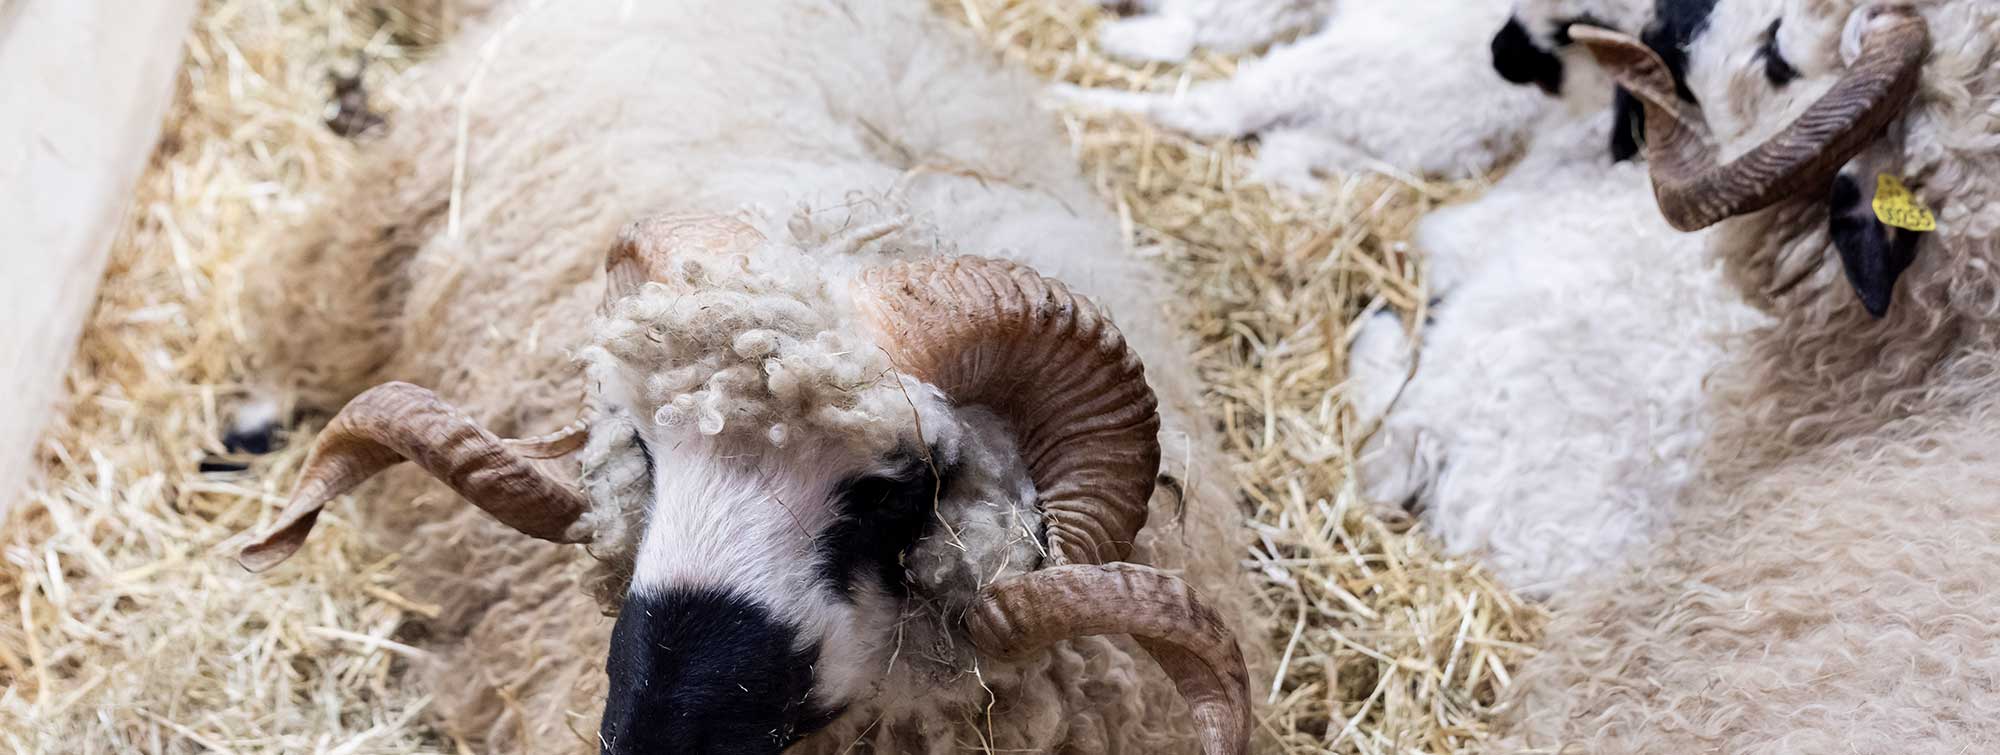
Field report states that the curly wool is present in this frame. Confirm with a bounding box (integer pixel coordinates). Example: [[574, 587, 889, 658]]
[[1505, 1, 2000, 751], [584, 221, 916, 455], [1692, 0, 2000, 470]]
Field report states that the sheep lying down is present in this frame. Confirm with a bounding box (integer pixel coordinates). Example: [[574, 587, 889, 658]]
[[1350, 110, 1766, 596], [1339, 0, 1766, 595], [1060, 0, 1550, 186], [1505, 0, 2000, 750], [232, 0, 1264, 752]]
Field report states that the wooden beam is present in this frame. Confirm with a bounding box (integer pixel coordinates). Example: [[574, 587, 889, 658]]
[[0, 0, 199, 515]]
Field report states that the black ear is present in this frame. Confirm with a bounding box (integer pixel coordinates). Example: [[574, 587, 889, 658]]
[[1492, 18, 1565, 94], [1609, 87, 1643, 162], [1828, 174, 1921, 318]]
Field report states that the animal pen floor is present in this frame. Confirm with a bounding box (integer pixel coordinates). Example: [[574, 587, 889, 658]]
[[0, 0, 1542, 752]]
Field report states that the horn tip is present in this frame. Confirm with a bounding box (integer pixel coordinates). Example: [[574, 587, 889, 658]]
[[235, 513, 318, 573], [235, 538, 299, 573]]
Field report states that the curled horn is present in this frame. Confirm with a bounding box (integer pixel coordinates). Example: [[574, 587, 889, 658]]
[[859, 256, 1248, 751], [236, 382, 593, 571], [1573, 6, 1928, 231], [240, 215, 769, 571], [855, 255, 1161, 566], [966, 564, 1252, 755]]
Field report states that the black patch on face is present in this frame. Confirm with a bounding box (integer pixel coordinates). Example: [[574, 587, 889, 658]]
[[1756, 19, 1799, 87], [600, 588, 843, 755], [817, 447, 950, 601], [222, 424, 277, 455], [1642, 0, 1719, 103], [1619, 0, 1717, 153], [1828, 174, 1921, 318], [1610, 86, 1644, 161], [1492, 17, 1566, 94]]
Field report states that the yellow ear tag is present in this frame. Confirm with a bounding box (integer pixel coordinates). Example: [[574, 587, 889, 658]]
[[1872, 174, 1937, 232]]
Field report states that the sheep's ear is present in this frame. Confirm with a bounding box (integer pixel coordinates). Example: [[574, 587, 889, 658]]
[[1827, 174, 1921, 318], [1490, 17, 1565, 94]]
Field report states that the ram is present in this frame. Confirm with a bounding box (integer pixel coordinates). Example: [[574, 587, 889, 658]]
[[1504, 0, 2000, 750], [230, 0, 1263, 753]]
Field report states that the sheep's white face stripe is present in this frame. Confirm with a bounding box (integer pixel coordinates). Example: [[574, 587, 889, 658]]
[[629, 433, 887, 706], [634, 440, 837, 591]]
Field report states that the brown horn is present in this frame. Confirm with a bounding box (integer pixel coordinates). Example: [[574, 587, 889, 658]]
[[966, 563, 1251, 755], [855, 256, 1161, 566], [1574, 7, 1928, 231], [236, 382, 593, 572], [604, 214, 768, 306]]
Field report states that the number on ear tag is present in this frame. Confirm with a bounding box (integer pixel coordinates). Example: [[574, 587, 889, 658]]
[[1872, 174, 1937, 232]]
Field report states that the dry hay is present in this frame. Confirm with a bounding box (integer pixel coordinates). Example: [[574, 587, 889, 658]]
[[0, 0, 1541, 753], [0, 1, 465, 752]]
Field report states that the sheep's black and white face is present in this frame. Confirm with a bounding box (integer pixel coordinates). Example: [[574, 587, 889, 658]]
[[586, 374, 1045, 754], [1494, 0, 1665, 158], [1671, 0, 1930, 315], [1677, 0, 1845, 153]]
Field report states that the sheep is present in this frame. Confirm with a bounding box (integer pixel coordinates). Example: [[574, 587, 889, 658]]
[[1494, 1, 2000, 751], [1348, 109, 1766, 595], [229, 0, 1268, 753], [1346, 0, 1765, 595], [1058, 0, 1551, 188], [1088, 0, 1333, 63]]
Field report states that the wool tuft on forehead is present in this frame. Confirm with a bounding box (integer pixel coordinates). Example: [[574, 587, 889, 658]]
[[580, 202, 956, 458]]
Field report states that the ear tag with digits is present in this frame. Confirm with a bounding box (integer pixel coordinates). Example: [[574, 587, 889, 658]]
[[1873, 174, 1936, 232]]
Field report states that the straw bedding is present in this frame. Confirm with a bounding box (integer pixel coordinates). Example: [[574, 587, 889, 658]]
[[0, 0, 1542, 752]]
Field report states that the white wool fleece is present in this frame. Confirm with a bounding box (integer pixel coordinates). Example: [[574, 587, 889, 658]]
[[1059, 0, 1549, 187], [1090, 0, 1333, 62], [1349, 112, 1767, 595]]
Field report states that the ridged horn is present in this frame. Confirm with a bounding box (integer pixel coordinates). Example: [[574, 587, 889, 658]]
[[1573, 7, 1928, 231], [854, 256, 1162, 566], [966, 563, 1251, 755], [604, 214, 768, 306], [236, 382, 593, 572]]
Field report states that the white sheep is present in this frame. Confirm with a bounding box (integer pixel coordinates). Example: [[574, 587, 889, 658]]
[[1059, 0, 1551, 188], [1503, 1, 2000, 750], [1349, 109, 1765, 595], [1088, 0, 1333, 62], [231, 0, 1266, 752]]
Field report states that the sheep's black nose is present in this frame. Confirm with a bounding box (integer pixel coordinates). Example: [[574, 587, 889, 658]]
[[600, 587, 835, 755], [1491, 18, 1565, 95]]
